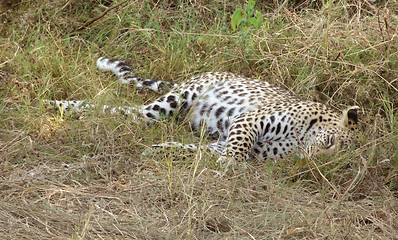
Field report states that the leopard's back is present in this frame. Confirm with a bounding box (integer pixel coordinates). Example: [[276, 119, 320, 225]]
[[179, 72, 299, 140]]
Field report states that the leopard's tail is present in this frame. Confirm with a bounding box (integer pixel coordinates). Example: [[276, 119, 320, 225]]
[[96, 57, 177, 92]]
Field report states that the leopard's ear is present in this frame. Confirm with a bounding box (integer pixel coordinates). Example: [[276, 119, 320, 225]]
[[342, 106, 360, 128]]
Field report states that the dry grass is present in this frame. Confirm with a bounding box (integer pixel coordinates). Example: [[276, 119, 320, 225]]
[[1, 0, 398, 239]]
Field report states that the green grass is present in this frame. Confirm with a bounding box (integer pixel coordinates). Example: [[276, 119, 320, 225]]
[[1, 0, 398, 239]]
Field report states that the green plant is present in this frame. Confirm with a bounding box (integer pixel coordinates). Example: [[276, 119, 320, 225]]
[[230, 0, 264, 32]]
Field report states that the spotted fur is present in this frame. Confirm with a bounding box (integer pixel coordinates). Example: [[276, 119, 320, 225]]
[[44, 57, 360, 165], [97, 57, 178, 92]]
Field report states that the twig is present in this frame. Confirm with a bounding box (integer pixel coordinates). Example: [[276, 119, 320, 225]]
[[74, 0, 130, 31], [384, 14, 391, 40], [341, 166, 362, 199], [300, 146, 341, 197], [292, 124, 340, 197], [377, 9, 385, 43], [151, 0, 167, 49]]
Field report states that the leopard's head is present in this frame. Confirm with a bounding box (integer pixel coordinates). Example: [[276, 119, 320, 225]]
[[306, 106, 360, 157]]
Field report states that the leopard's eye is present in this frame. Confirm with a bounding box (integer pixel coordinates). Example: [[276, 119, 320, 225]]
[[325, 135, 335, 149]]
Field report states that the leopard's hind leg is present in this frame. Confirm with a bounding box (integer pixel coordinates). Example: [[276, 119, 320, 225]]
[[42, 99, 139, 119]]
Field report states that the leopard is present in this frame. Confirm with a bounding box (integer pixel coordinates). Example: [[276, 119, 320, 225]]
[[43, 57, 360, 166]]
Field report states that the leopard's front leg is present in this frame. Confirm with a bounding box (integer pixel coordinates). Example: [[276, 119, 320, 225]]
[[223, 108, 291, 164], [220, 110, 262, 166]]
